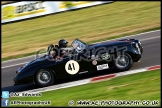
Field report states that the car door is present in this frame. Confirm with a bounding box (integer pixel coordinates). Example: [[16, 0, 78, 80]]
[[87, 56, 110, 72], [52, 53, 89, 79], [87, 47, 111, 72]]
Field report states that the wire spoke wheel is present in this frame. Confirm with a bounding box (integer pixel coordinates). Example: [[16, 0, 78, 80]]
[[115, 55, 129, 69], [113, 53, 133, 71], [35, 69, 54, 87], [37, 70, 51, 84]]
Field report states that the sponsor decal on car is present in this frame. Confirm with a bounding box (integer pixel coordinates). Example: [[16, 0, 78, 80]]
[[97, 64, 109, 70], [101, 53, 110, 60], [65, 60, 80, 75], [92, 60, 97, 65]]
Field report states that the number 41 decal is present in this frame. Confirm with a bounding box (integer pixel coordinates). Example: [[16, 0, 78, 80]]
[[68, 63, 75, 71], [65, 60, 80, 75]]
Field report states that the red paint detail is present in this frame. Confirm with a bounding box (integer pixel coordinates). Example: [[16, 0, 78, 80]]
[[91, 74, 116, 82], [147, 65, 161, 70]]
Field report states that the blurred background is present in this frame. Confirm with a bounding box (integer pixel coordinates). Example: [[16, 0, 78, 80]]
[[1, 1, 160, 61]]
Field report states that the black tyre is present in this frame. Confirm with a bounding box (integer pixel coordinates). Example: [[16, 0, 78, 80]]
[[35, 69, 54, 87], [113, 53, 133, 71]]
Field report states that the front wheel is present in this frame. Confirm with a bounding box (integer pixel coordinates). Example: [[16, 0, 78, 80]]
[[113, 53, 133, 71], [35, 69, 54, 87]]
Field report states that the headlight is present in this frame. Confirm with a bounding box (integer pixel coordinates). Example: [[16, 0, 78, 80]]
[[135, 40, 141, 45], [133, 43, 141, 54], [132, 43, 136, 48], [136, 43, 138, 48], [138, 40, 141, 46]]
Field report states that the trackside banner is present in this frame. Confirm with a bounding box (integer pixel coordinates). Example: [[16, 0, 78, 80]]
[[1, 1, 113, 24]]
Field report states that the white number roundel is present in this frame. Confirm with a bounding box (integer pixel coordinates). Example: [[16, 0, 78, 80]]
[[65, 60, 80, 75]]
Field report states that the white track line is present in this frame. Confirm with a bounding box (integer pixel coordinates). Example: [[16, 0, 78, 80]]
[[18, 78, 91, 94], [140, 36, 160, 41], [2, 55, 35, 63], [2, 62, 29, 69], [94, 30, 160, 44], [2, 29, 160, 63]]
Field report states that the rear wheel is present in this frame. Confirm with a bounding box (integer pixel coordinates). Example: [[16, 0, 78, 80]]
[[113, 53, 133, 71], [35, 69, 54, 87]]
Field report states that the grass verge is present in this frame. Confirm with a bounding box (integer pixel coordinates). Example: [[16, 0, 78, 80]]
[[9, 69, 161, 106]]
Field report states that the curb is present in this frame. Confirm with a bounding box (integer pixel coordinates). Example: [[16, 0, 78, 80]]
[[147, 65, 161, 71], [90, 65, 161, 82], [90, 74, 116, 82], [18, 65, 160, 94]]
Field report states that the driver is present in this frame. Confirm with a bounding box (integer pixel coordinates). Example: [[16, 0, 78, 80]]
[[46, 39, 74, 60], [58, 39, 68, 56], [57, 39, 76, 59]]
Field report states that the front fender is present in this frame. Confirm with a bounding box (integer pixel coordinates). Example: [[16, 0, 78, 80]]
[[125, 45, 142, 62], [14, 63, 43, 84]]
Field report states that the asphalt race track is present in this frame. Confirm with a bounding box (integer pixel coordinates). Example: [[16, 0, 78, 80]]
[[1, 30, 161, 92]]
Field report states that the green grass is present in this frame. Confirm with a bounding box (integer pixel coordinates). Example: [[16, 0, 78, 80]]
[[2, 1, 160, 60], [9, 69, 161, 107]]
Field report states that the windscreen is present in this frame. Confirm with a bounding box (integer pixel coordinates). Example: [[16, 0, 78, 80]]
[[71, 39, 87, 53]]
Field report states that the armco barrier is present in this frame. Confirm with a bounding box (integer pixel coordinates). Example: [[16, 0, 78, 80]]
[[2, 1, 113, 24]]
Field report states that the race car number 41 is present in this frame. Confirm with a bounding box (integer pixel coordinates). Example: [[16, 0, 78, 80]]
[[65, 60, 80, 75], [97, 64, 109, 70]]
